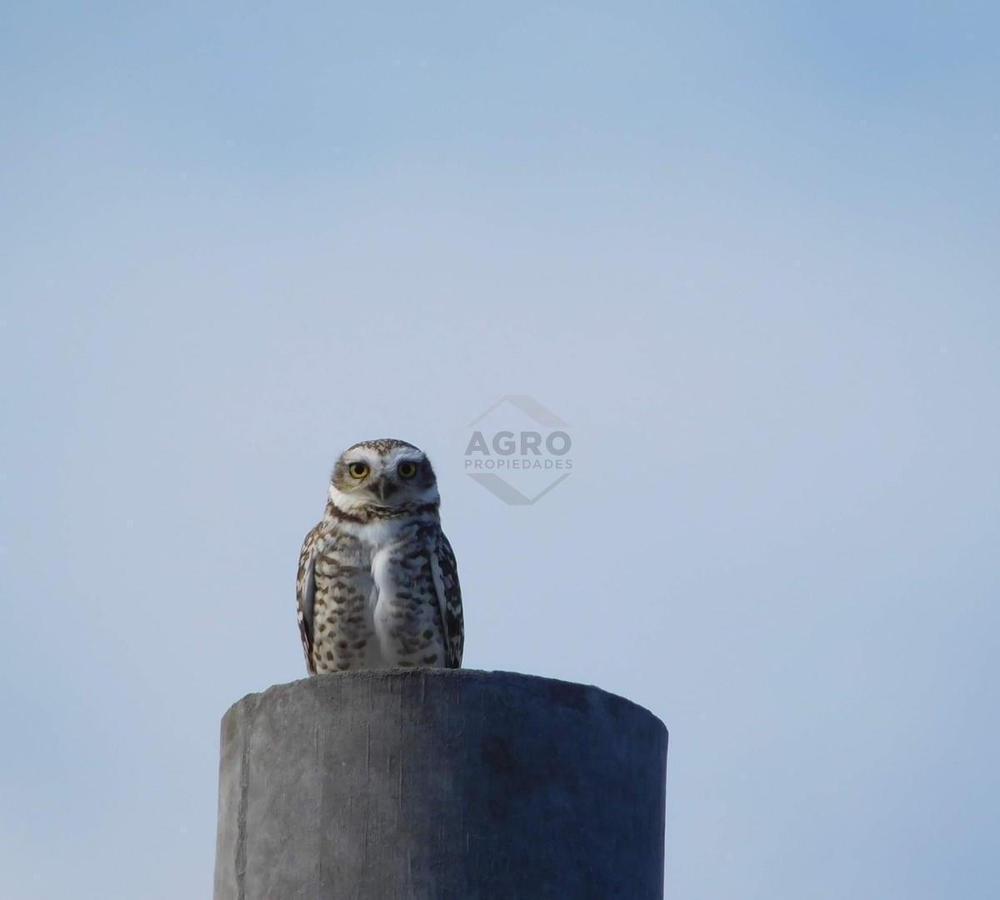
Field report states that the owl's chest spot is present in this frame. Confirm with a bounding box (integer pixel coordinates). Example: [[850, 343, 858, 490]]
[[310, 536, 377, 671], [313, 518, 439, 671]]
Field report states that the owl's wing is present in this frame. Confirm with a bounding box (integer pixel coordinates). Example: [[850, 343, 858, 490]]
[[296, 524, 321, 675], [433, 531, 464, 668]]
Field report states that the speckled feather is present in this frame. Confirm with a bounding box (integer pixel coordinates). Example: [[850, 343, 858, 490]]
[[296, 439, 464, 673]]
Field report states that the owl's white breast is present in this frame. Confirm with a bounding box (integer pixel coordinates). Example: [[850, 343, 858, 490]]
[[367, 526, 417, 665]]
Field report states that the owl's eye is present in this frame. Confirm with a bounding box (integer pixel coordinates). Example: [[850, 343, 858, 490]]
[[347, 462, 369, 479], [397, 461, 418, 479]]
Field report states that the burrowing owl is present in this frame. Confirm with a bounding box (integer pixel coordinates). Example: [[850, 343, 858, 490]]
[[296, 439, 464, 673]]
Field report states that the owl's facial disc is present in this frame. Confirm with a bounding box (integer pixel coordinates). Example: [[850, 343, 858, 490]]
[[329, 440, 439, 514]]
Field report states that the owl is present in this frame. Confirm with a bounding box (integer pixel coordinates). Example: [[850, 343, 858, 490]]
[[296, 439, 464, 674]]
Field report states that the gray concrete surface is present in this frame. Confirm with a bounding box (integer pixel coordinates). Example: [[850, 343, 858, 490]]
[[214, 670, 667, 899]]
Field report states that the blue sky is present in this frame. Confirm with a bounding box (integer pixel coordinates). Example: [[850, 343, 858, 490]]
[[2, 3, 999, 897]]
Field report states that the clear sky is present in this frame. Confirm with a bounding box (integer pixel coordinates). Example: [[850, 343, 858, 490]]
[[2, 2, 999, 898]]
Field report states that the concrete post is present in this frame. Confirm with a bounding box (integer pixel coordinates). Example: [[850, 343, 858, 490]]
[[214, 669, 667, 899]]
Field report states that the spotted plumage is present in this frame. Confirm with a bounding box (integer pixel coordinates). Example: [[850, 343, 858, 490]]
[[296, 439, 464, 673]]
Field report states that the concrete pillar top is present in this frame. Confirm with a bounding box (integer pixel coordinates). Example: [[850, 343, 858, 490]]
[[215, 669, 667, 899]]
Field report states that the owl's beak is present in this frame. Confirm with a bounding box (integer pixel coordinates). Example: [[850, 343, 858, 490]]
[[373, 477, 398, 502]]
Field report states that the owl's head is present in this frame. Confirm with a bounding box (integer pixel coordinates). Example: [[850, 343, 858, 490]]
[[328, 438, 439, 515]]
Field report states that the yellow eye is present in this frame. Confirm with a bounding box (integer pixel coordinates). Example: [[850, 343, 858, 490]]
[[348, 462, 369, 479], [398, 461, 418, 479]]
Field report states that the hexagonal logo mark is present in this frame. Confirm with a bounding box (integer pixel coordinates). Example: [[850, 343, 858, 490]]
[[464, 395, 573, 505]]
